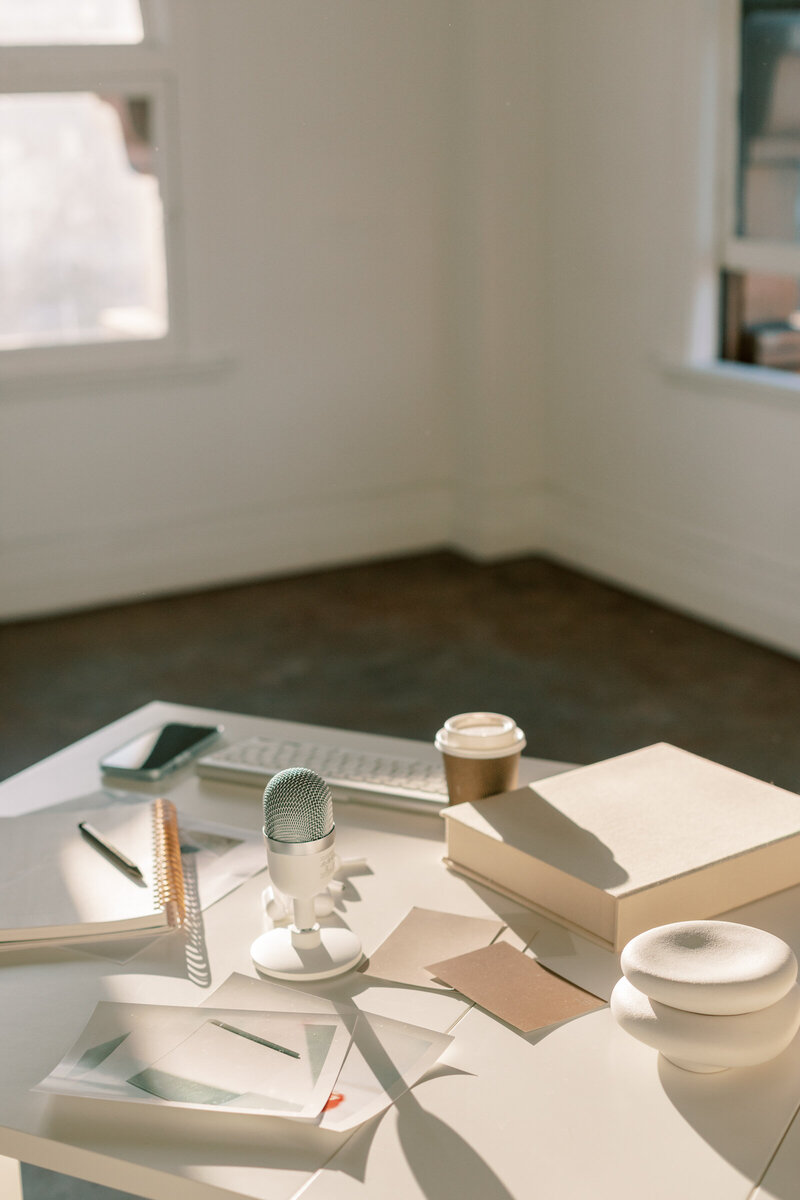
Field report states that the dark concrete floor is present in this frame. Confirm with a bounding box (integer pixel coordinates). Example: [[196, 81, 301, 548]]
[[3, 550, 800, 789], [7, 550, 800, 1200]]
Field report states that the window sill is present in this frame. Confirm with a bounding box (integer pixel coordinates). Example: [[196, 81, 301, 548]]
[[0, 347, 234, 399], [659, 357, 800, 405]]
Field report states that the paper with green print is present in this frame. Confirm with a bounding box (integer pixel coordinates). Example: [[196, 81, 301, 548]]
[[35, 1001, 351, 1120]]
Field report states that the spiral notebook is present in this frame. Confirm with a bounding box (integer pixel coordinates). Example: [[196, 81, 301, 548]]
[[0, 796, 186, 947]]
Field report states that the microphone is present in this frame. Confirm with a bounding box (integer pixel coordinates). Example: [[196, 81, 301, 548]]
[[250, 767, 363, 981]]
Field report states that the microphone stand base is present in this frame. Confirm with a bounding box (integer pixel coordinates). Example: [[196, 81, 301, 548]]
[[250, 925, 363, 981]]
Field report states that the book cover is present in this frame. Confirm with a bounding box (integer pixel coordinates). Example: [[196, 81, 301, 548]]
[[442, 743, 800, 950]]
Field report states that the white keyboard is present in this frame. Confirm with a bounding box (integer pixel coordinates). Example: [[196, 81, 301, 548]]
[[196, 735, 450, 812]]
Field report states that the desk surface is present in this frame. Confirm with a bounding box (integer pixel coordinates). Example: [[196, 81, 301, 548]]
[[2, 702, 800, 1200]]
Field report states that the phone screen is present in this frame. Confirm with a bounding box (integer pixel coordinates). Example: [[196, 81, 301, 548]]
[[101, 723, 220, 773]]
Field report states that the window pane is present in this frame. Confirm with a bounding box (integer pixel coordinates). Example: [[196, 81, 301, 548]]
[[739, 9, 800, 240], [720, 270, 800, 371], [0, 92, 168, 351], [0, 0, 143, 45]]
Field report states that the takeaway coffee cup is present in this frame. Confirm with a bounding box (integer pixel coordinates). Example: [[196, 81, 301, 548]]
[[435, 712, 526, 806]]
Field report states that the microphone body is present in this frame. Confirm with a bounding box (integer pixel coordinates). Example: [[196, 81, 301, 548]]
[[264, 828, 336, 938], [250, 767, 362, 980]]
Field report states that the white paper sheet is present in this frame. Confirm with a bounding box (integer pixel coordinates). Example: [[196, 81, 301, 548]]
[[204, 973, 453, 1132], [36, 1002, 351, 1120]]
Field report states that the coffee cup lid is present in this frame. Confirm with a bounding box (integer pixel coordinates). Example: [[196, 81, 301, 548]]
[[434, 712, 526, 759]]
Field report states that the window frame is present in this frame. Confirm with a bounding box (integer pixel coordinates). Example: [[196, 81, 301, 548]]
[[718, 2, 800, 289], [0, 0, 188, 378]]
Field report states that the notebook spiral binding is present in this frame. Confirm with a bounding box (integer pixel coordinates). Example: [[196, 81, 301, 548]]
[[153, 798, 187, 928]]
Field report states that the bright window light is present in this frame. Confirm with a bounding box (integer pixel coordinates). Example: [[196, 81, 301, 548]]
[[0, 0, 143, 45], [0, 92, 168, 351]]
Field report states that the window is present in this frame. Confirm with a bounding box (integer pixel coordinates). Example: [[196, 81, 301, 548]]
[[0, 1, 178, 361], [0, 0, 144, 45], [720, 1, 800, 372]]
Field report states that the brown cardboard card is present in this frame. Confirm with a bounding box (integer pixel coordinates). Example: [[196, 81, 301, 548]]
[[426, 940, 606, 1032], [359, 906, 505, 989]]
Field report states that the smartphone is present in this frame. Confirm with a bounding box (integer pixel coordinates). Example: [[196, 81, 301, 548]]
[[99, 722, 223, 781]]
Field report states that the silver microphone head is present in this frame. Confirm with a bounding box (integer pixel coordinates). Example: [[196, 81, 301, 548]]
[[263, 767, 334, 843]]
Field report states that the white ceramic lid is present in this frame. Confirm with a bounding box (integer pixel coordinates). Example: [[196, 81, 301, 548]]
[[434, 712, 526, 759], [620, 920, 798, 1015]]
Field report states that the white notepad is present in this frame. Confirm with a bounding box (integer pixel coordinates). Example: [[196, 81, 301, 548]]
[[0, 796, 183, 945]]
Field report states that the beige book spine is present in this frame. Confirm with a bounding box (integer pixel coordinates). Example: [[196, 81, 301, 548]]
[[152, 798, 186, 928], [442, 857, 616, 950], [444, 817, 615, 944], [447, 810, 800, 952]]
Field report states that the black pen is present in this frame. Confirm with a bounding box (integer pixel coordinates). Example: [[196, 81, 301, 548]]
[[78, 821, 145, 883]]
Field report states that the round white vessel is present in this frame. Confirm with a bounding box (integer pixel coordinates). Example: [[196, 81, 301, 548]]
[[611, 976, 800, 1072], [620, 920, 797, 1015]]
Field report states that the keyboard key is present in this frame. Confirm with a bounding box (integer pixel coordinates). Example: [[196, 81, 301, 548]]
[[197, 735, 448, 809]]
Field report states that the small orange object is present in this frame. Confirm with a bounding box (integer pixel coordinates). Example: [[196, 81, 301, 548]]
[[322, 1092, 345, 1111]]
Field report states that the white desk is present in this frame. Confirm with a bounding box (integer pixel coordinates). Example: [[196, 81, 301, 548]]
[[2, 701, 800, 1200]]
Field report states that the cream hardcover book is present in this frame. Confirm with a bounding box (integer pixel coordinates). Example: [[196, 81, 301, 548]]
[[442, 743, 800, 951]]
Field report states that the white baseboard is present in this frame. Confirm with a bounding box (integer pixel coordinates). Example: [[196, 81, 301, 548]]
[[0, 479, 551, 619], [9, 479, 794, 662], [0, 485, 453, 620], [540, 486, 800, 658], [449, 484, 546, 561]]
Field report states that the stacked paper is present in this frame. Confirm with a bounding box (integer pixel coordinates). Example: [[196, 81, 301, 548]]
[[36, 972, 453, 1132]]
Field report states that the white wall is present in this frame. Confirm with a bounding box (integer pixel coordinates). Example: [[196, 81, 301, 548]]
[[447, 1, 548, 557], [536, 0, 800, 657], [0, 2, 477, 617], [0, 0, 548, 620], [4, 0, 799, 661]]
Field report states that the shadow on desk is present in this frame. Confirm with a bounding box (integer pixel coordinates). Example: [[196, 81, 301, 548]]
[[396, 1096, 517, 1200], [332, 1087, 518, 1200], [0, 939, 190, 981], [181, 854, 211, 988], [39, 1091, 348, 1171], [325, 1024, 517, 1200], [0, 862, 210, 989], [657, 1037, 800, 1198]]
